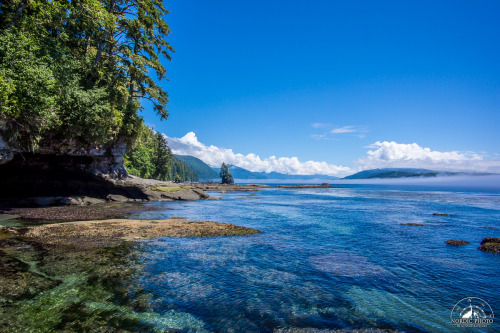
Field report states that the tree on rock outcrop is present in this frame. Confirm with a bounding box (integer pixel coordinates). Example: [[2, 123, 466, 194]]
[[219, 162, 234, 184]]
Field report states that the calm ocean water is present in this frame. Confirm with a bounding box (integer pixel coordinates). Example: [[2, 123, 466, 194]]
[[130, 182, 500, 332]]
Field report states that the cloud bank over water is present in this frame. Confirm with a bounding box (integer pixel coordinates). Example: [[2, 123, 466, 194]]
[[165, 133, 500, 176], [357, 141, 500, 173], [165, 132, 353, 177]]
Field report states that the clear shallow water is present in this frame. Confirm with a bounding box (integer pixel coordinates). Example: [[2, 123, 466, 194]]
[[130, 185, 500, 332]]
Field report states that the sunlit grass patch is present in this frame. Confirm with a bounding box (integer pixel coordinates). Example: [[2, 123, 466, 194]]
[[150, 186, 188, 192]]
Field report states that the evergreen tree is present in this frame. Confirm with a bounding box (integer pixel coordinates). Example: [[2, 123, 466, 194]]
[[219, 162, 234, 184], [0, 0, 173, 152], [173, 173, 181, 183], [151, 132, 171, 180], [123, 124, 198, 182]]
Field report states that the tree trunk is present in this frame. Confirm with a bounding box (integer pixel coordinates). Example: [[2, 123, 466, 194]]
[[94, 0, 115, 67], [8, 1, 26, 30]]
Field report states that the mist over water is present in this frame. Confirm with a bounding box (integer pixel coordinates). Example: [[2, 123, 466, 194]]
[[236, 175, 500, 192]]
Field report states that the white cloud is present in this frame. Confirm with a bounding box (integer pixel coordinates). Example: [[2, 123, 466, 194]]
[[165, 132, 353, 177], [311, 124, 368, 140], [331, 126, 357, 134], [311, 122, 331, 128], [357, 141, 500, 173], [310, 134, 329, 140]]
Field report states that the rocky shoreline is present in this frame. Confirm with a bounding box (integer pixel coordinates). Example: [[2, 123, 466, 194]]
[[0, 191, 262, 331], [1, 173, 341, 210]]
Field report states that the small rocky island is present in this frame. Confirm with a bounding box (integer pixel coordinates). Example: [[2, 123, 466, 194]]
[[478, 237, 500, 253]]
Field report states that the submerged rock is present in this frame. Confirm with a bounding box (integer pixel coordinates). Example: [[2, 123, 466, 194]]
[[310, 253, 388, 277], [275, 329, 400, 333], [0, 240, 61, 301], [445, 240, 470, 246], [401, 223, 426, 226], [478, 237, 500, 253]]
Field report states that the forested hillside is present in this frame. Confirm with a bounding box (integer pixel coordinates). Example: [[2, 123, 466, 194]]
[[174, 155, 218, 181], [0, 0, 172, 153], [125, 125, 198, 182]]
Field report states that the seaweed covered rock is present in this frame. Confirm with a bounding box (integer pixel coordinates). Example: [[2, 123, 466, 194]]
[[445, 240, 470, 246], [478, 237, 500, 253]]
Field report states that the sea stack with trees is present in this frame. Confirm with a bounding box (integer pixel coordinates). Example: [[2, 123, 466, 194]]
[[219, 162, 234, 184]]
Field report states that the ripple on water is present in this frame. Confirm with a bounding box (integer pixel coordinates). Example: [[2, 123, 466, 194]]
[[149, 271, 217, 304], [231, 265, 300, 287], [345, 286, 452, 333], [310, 253, 390, 277]]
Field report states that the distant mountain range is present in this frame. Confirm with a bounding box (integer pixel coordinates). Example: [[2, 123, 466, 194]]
[[344, 168, 497, 179], [173, 156, 495, 182], [211, 165, 340, 180], [174, 156, 340, 181], [344, 168, 443, 179]]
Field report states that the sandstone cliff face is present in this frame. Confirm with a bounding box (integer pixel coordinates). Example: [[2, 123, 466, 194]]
[[0, 132, 128, 178], [0, 134, 14, 165], [0, 117, 128, 177], [0, 124, 134, 204], [35, 142, 129, 178], [0, 123, 15, 165]]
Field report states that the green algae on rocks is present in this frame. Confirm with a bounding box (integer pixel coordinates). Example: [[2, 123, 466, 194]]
[[0, 217, 260, 332], [24, 218, 261, 246], [1, 203, 165, 224], [478, 237, 500, 253]]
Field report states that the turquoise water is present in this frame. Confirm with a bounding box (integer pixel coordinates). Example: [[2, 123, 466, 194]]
[[131, 184, 500, 332]]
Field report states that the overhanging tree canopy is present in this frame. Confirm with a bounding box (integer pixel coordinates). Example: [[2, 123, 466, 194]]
[[0, 0, 174, 151]]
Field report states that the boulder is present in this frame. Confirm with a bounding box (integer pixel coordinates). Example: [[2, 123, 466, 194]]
[[80, 197, 106, 205], [60, 197, 84, 205], [106, 194, 130, 202], [160, 189, 201, 201], [32, 197, 65, 207], [191, 189, 210, 199], [445, 240, 470, 246], [478, 237, 500, 253]]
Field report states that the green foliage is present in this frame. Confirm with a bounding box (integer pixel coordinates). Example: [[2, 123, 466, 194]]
[[124, 124, 198, 182], [0, 31, 58, 150], [151, 132, 171, 180], [219, 162, 233, 184], [151, 186, 183, 192], [173, 174, 181, 183], [0, 0, 173, 151], [124, 145, 155, 178], [170, 158, 198, 182], [174, 155, 218, 181]]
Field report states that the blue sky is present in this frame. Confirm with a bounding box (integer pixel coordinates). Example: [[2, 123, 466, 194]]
[[143, 0, 500, 176]]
